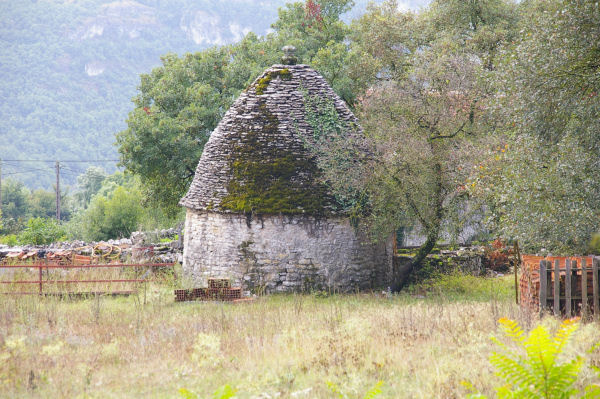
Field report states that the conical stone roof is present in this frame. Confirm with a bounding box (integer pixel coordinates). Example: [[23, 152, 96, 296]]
[[179, 63, 358, 215]]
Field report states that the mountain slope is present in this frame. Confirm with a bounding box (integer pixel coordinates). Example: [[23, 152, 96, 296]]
[[0, 0, 428, 188]]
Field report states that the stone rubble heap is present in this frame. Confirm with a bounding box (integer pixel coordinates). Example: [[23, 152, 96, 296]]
[[0, 229, 183, 264]]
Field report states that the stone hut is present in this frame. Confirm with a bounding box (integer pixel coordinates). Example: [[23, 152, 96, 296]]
[[179, 48, 393, 293]]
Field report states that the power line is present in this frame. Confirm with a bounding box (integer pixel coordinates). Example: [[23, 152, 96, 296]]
[[3, 168, 56, 176], [0, 159, 119, 163]]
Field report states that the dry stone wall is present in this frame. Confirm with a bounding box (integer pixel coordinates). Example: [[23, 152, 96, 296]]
[[0, 230, 183, 265], [183, 209, 394, 293]]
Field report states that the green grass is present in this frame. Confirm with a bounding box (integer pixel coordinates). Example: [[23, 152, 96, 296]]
[[406, 274, 515, 302], [0, 275, 598, 398]]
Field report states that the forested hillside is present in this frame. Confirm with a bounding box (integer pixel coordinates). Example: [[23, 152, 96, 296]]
[[0, 0, 283, 188], [1, 0, 425, 188], [1, 0, 599, 263]]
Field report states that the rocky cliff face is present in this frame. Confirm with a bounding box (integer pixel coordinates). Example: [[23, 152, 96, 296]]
[[77, 0, 159, 43]]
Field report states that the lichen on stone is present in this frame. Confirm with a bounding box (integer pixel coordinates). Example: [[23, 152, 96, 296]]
[[255, 69, 292, 95]]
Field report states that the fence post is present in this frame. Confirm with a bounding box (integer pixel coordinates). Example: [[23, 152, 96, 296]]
[[554, 259, 560, 317], [566, 259, 572, 317], [593, 257, 599, 318], [514, 241, 521, 305], [540, 260, 547, 316], [38, 265, 43, 296], [582, 258, 588, 319]]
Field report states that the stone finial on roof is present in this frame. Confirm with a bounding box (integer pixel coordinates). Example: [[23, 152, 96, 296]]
[[281, 45, 297, 65]]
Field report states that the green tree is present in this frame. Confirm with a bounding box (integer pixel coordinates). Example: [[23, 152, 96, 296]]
[[0, 179, 30, 234], [18, 217, 67, 245], [478, 0, 600, 253], [80, 186, 144, 241], [273, 0, 357, 102], [117, 1, 356, 214], [310, 0, 518, 288], [348, 1, 418, 84], [312, 40, 365, 105], [116, 48, 234, 217], [422, 0, 518, 71], [272, 0, 354, 62], [358, 45, 488, 289], [74, 166, 107, 210], [29, 189, 58, 219]]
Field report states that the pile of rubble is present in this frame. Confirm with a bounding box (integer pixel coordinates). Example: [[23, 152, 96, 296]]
[[0, 229, 183, 265]]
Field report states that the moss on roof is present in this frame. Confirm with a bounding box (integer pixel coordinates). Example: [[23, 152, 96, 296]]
[[220, 100, 333, 215]]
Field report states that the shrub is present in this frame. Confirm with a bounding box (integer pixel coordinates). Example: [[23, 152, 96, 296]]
[[589, 233, 600, 255], [80, 186, 143, 241], [483, 239, 512, 272], [0, 234, 18, 246], [18, 217, 67, 245]]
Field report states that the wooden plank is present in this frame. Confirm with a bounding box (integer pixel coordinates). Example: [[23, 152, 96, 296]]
[[582, 258, 588, 319], [593, 257, 599, 318], [554, 259, 560, 317], [570, 260, 577, 315], [540, 260, 547, 316], [565, 259, 572, 317]]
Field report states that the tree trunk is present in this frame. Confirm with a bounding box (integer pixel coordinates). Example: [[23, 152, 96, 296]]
[[393, 227, 439, 291], [393, 152, 444, 292]]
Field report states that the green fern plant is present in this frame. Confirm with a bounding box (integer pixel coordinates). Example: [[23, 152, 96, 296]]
[[466, 318, 597, 399], [326, 380, 384, 399]]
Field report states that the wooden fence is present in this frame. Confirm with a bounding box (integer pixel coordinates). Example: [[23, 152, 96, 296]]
[[536, 257, 600, 317]]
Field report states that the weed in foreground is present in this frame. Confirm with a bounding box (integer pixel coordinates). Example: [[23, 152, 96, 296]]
[[465, 318, 600, 398]]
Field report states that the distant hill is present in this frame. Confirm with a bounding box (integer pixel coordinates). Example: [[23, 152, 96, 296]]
[[0, 0, 428, 189]]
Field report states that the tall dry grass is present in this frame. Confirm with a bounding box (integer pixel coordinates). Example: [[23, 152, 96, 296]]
[[0, 275, 598, 398]]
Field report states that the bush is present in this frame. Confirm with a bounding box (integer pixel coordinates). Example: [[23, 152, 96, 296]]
[[18, 217, 67, 245], [483, 239, 511, 272], [589, 233, 600, 254], [78, 186, 144, 241], [0, 234, 18, 246]]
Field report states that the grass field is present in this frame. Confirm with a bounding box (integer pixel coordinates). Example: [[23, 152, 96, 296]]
[[1, 274, 599, 398]]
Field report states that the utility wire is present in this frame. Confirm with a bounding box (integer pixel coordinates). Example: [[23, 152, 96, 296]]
[[3, 168, 56, 176], [0, 159, 119, 163]]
